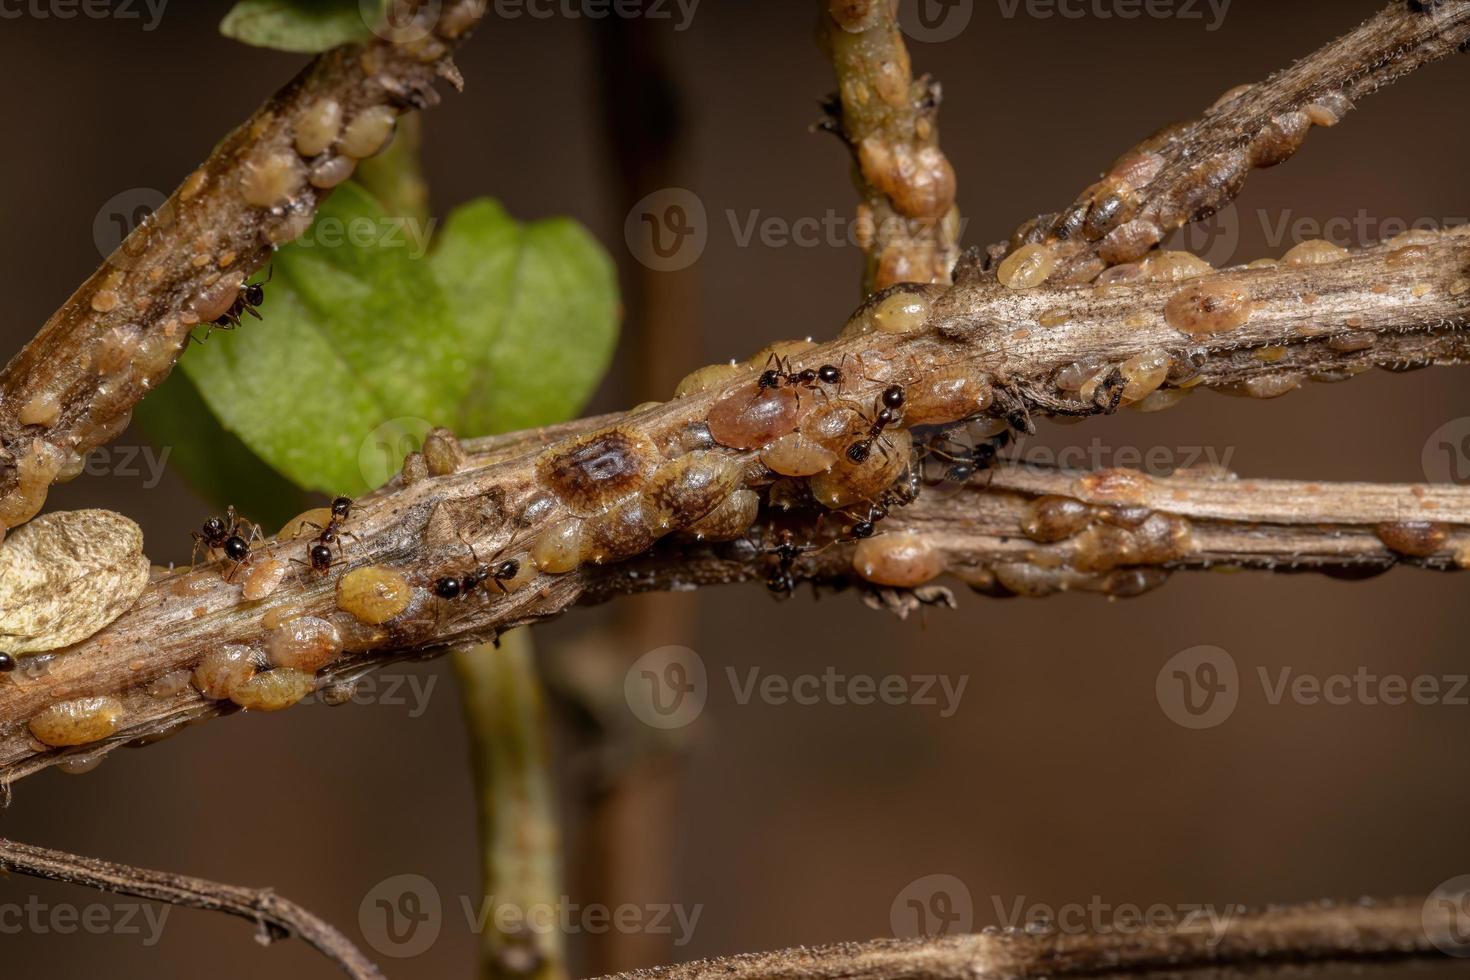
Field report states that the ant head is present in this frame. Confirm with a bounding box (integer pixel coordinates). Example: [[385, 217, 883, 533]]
[[244, 283, 265, 306], [494, 559, 520, 580], [330, 496, 352, 518], [757, 369, 781, 390], [852, 521, 876, 539], [202, 516, 226, 537]]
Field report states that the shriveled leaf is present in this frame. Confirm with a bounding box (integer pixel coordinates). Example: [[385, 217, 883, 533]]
[[0, 510, 151, 656], [180, 183, 619, 495], [220, 0, 387, 53]]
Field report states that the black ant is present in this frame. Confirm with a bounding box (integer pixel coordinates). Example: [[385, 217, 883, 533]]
[[924, 428, 1013, 484], [214, 266, 272, 330], [763, 528, 814, 598], [433, 536, 523, 599], [191, 506, 261, 581], [847, 463, 922, 539], [295, 496, 354, 576], [0, 653, 15, 673], [758, 352, 845, 394], [846, 384, 906, 464]]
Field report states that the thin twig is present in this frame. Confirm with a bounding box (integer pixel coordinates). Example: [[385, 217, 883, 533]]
[[818, 0, 960, 293], [589, 898, 1454, 980], [0, 0, 488, 538], [0, 837, 384, 980], [990, 0, 1470, 285]]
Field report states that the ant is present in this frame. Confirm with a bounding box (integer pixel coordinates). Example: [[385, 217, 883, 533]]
[[192, 506, 261, 581], [758, 352, 845, 395], [295, 496, 354, 576], [846, 384, 906, 464], [847, 464, 922, 539], [0, 653, 15, 673], [924, 428, 1014, 484], [214, 266, 272, 330], [433, 536, 523, 599], [763, 528, 814, 598]]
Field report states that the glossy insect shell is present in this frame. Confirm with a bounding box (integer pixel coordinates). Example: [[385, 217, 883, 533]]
[[536, 426, 661, 516]]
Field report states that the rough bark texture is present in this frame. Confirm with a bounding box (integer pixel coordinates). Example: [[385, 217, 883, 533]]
[[591, 899, 1453, 980]]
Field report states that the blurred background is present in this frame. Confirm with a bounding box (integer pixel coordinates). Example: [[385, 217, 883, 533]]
[[3, 1, 1470, 977]]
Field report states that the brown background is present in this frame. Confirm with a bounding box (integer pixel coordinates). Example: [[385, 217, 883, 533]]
[[3, 1, 1470, 977]]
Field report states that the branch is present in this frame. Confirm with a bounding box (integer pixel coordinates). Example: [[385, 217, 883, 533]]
[[0, 837, 384, 980], [991, 0, 1470, 285], [0, 0, 487, 539], [590, 898, 1455, 980], [4, 443, 1467, 783], [818, 0, 960, 293]]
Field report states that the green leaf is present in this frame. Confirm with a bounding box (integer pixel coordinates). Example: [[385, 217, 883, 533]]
[[134, 371, 307, 532], [177, 184, 619, 496], [220, 0, 387, 53]]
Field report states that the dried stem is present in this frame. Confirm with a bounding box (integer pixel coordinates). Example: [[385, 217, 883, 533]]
[[992, 0, 1470, 285], [3, 445, 1466, 783], [0, 0, 487, 538], [0, 837, 384, 980], [818, 0, 960, 293], [590, 898, 1453, 980]]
